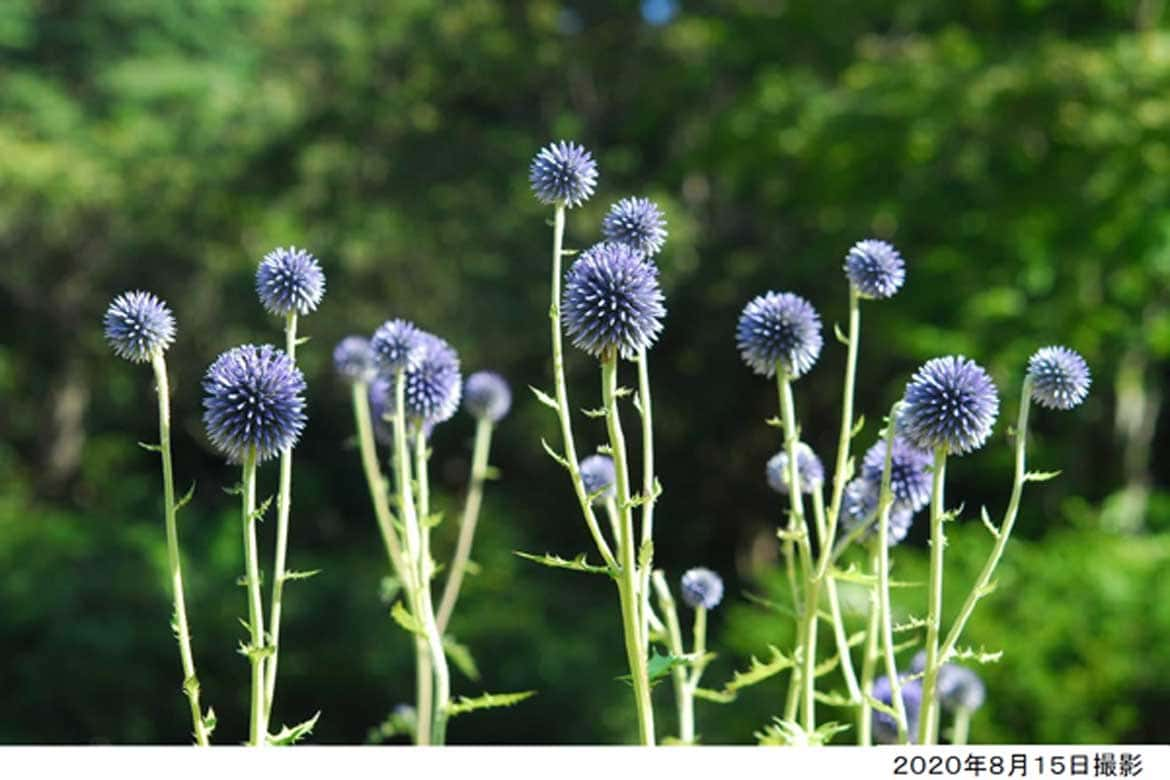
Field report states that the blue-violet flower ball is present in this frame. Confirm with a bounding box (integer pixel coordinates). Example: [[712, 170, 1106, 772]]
[[368, 375, 394, 445], [202, 344, 307, 463], [872, 675, 923, 744], [680, 567, 724, 610], [529, 140, 598, 208], [464, 371, 512, 423], [371, 319, 426, 373], [841, 479, 915, 546], [580, 454, 616, 504], [1027, 346, 1091, 411], [602, 197, 668, 257], [736, 291, 824, 379], [861, 437, 933, 513], [899, 356, 999, 456], [104, 291, 177, 363], [333, 336, 376, 384], [255, 246, 326, 317], [404, 332, 462, 425], [563, 241, 666, 360], [765, 443, 825, 495], [844, 239, 906, 300], [910, 652, 986, 713]]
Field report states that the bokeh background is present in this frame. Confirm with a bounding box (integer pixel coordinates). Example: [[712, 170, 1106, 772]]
[[2, 0, 1168, 745]]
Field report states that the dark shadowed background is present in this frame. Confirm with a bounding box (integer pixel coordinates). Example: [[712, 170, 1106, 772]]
[[1, 0, 1168, 745]]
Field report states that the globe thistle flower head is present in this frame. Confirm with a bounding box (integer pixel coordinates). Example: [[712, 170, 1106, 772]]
[[463, 371, 512, 423], [840, 479, 915, 546], [765, 443, 825, 495], [562, 242, 666, 360], [255, 246, 326, 317], [333, 336, 376, 384], [529, 140, 598, 208], [202, 344, 307, 463], [602, 197, 668, 257], [844, 239, 906, 300], [872, 675, 923, 744], [104, 291, 177, 363], [680, 567, 724, 610], [1028, 346, 1091, 411], [371, 319, 426, 373], [861, 437, 933, 513], [404, 333, 462, 426], [736, 291, 824, 379], [579, 454, 616, 504], [938, 664, 987, 712], [899, 356, 999, 456]]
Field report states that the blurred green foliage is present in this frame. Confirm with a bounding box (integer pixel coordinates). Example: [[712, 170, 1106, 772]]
[[0, 0, 1167, 743]]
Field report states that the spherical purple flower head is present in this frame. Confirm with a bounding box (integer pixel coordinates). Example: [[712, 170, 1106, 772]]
[[898, 356, 999, 456], [463, 371, 512, 423], [104, 291, 177, 363], [680, 567, 724, 610], [404, 332, 462, 426], [736, 291, 824, 379], [909, 651, 986, 712], [861, 437, 933, 513], [368, 375, 394, 445], [1027, 346, 1091, 411], [840, 478, 914, 546], [844, 239, 906, 300], [563, 242, 666, 360], [333, 336, 376, 384], [602, 197, 668, 258], [529, 140, 598, 208], [202, 345, 307, 463], [579, 454, 616, 504], [765, 443, 825, 495], [371, 319, 426, 373], [872, 674, 924, 744], [255, 246, 326, 317]]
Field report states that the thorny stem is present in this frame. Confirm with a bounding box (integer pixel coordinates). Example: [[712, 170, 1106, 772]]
[[636, 349, 657, 651], [350, 383, 409, 582], [150, 354, 210, 746], [413, 429, 450, 745], [857, 546, 882, 746], [814, 488, 862, 703], [651, 572, 692, 743], [918, 447, 949, 745], [875, 405, 909, 742], [240, 447, 268, 746], [825, 287, 862, 558]]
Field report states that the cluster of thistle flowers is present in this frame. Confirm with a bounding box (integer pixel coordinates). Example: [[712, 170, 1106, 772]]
[[332, 319, 513, 746], [103, 247, 327, 746], [737, 238, 1091, 745]]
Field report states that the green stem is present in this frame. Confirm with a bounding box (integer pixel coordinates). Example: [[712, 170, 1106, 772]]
[[150, 354, 210, 746], [240, 447, 267, 746], [414, 428, 450, 745], [951, 708, 972, 746], [636, 349, 656, 651], [350, 383, 409, 583], [918, 447, 949, 745], [602, 354, 656, 745], [651, 572, 691, 743], [436, 416, 494, 633], [825, 287, 861, 555], [815, 489, 862, 703], [857, 546, 881, 745], [265, 311, 298, 720], [875, 405, 909, 742]]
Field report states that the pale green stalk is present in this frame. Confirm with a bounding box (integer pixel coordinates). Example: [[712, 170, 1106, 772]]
[[414, 428, 451, 745], [604, 497, 622, 549], [824, 287, 861, 552], [150, 353, 210, 746], [602, 354, 655, 745], [240, 447, 268, 746], [651, 572, 692, 743], [814, 488, 861, 702], [436, 416, 495, 633], [350, 382, 409, 583], [636, 350, 656, 650], [917, 447, 949, 744], [875, 405, 909, 741], [265, 311, 298, 719], [857, 547, 881, 745], [951, 708, 972, 746]]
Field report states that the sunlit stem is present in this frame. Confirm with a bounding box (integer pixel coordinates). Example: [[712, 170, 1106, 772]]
[[951, 708, 973, 746], [917, 446, 949, 745], [349, 382, 409, 583], [604, 497, 622, 549], [857, 545, 881, 745], [814, 488, 862, 703], [636, 349, 656, 650], [240, 447, 268, 746], [150, 353, 210, 746], [414, 429, 450, 745], [875, 404, 909, 741], [651, 572, 692, 743], [825, 286, 861, 554], [436, 416, 495, 633], [601, 352, 655, 745]]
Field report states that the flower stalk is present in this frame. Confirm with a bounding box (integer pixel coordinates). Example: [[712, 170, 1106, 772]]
[[239, 446, 268, 746], [917, 446, 949, 744]]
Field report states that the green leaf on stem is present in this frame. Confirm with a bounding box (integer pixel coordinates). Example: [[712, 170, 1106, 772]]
[[202, 708, 217, 737], [815, 689, 859, 708], [834, 322, 850, 346], [222, 482, 244, 496], [980, 506, 1000, 538], [892, 614, 929, 633], [756, 718, 849, 746], [765, 416, 783, 429], [446, 690, 536, 718], [529, 385, 559, 411], [539, 438, 571, 470], [693, 687, 737, 704], [282, 569, 322, 582], [423, 512, 443, 529], [137, 441, 163, 453], [637, 540, 654, 574], [948, 646, 1003, 665], [267, 711, 321, 746], [390, 601, 424, 636], [248, 495, 274, 524], [850, 415, 866, 439], [719, 645, 794, 695], [443, 636, 481, 681], [1025, 469, 1062, 483], [174, 482, 197, 512], [614, 385, 635, 398], [514, 550, 613, 576], [581, 406, 607, 418]]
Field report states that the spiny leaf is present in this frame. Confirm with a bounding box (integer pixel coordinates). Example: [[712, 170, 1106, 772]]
[[529, 385, 559, 411], [423, 512, 443, 529], [540, 438, 570, 470], [514, 550, 613, 576], [614, 386, 635, 398], [446, 690, 536, 718], [138, 441, 163, 453], [829, 563, 876, 587], [765, 416, 783, 429], [693, 687, 737, 704], [645, 649, 688, 684], [980, 506, 1000, 538], [390, 601, 424, 636], [581, 406, 607, 419], [175, 482, 197, 512], [379, 576, 402, 605], [864, 693, 900, 720], [755, 718, 849, 747], [893, 614, 930, 633], [294, 335, 311, 347], [814, 651, 841, 678], [947, 646, 1003, 665], [248, 495, 275, 524], [483, 465, 502, 480], [850, 415, 866, 439], [267, 711, 321, 746], [443, 636, 481, 682], [720, 645, 794, 695], [1025, 469, 1062, 483], [282, 569, 321, 583], [561, 248, 579, 257], [834, 322, 849, 346], [202, 708, 217, 736], [595, 444, 614, 456], [222, 482, 244, 496], [637, 540, 654, 573], [815, 689, 859, 708]]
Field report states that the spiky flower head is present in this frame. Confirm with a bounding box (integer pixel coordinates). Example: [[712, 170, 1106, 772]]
[[841, 478, 915, 546], [371, 319, 426, 373], [872, 675, 923, 745], [463, 371, 512, 423], [529, 140, 598, 208], [404, 333, 462, 425], [1027, 346, 1091, 411], [563, 242, 666, 360], [910, 652, 987, 713], [680, 567, 724, 610], [333, 336, 376, 384], [104, 291, 177, 363], [765, 443, 825, 495], [736, 291, 823, 379], [579, 454, 616, 504], [602, 197, 668, 257], [202, 345, 307, 463], [255, 246, 326, 317], [844, 239, 906, 300], [861, 437, 933, 513], [899, 356, 999, 456]]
